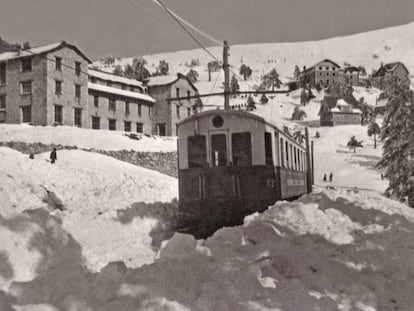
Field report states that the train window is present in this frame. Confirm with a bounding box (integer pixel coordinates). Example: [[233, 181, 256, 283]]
[[232, 132, 252, 167], [211, 134, 227, 167], [290, 144, 293, 169], [212, 115, 224, 128], [297, 149, 301, 171], [294, 147, 297, 170], [188, 135, 207, 168], [285, 141, 289, 167], [280, 138, 284, 168], [264, 132, 273, 165]]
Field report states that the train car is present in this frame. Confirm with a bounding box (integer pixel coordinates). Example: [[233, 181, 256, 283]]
[[177, 109, 313, 236]]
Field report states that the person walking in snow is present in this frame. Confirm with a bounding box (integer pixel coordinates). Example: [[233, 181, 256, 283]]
[[381, 173, 384, 180], [50, 148, 57, 164], [329, 172, 333, 182], [323, 174, 327, 182]]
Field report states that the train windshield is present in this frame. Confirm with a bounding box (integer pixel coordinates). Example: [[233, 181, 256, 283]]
[[188, 135, 207, 168], [211, 134, 227, 167], [232, 132, 251, 167]]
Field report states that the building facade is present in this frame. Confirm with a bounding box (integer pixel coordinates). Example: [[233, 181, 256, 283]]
[[0, 41, 91, 126], [146, 73, 199, 136], [371, 62, 410, 91], [319, 96, 361, 126], [298, 59, 341, 88], [87, 70, 155, 134]]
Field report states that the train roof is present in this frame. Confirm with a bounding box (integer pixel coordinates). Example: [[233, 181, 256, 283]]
[[178, 109, 301, 145]]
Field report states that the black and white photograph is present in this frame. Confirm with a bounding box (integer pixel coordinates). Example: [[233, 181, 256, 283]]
[[1, 0, 414, 310]]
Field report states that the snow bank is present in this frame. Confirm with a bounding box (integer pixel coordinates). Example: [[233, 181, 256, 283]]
[[0, 124, 177, 152]]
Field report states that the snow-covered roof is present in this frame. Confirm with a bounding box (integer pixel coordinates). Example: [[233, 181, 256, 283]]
[[331, 107, 341, 112], [88, 83, 155, 103], [376, 98, 388, 108], [89, 69, 144, 89], [146, 75, 179, 87], [352, 108, 362, 114], [336, 99, 349, 107], [0, 41, 92, 63]]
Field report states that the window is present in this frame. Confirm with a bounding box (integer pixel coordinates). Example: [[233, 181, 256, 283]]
[[74, 108, 82, 127], [54, 105, 63, 124], [264, 132, 273, 165], [75, 84, 81, 98], [91, 77, 97, 83], [290, 144, 293, 169], [187, 107, 191, 117], [211, 134, 227, 167], [0, 94, 5, 110], [94, 95, 99, 108], [148, 106, 151, 116], [108, 119, 116, 131], [75, 62, 81, 76], [20, 81, 32, 95], [188, 135, 207, 168], [124, 121, 131, 132], [55, 80, 62, 95], [280, 138, 284, 168], [136, 122, 143, 133], [21, 58, 32, 72], [55, 57, 62, 71], [138, 104, 142, 117], [187, 90, 191, 101], [92, 116, 100, 129], [232, 132, 251, 167], [157, 123, 166, 136], [107, 81, 112, 87], [176, 87, 180, 99], [21, 105, 31, 123], [176, 105, 180, 118], [0, 63, 6, 85], [109, 98, 116, 111], [125, 102, 130, 115], [294, 147, 297, 170], [285, 141, 289, 167]]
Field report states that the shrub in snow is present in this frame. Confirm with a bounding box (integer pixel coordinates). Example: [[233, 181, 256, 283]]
[[186, 69, 199, 83], [239, 64, 252, 80], [291, 106, 307, 121], [347, 136, 363, 153]]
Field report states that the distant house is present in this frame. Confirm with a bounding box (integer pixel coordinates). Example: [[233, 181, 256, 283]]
[[297, 59, 341, 88], [371, 62, 410, 90], [374, 97, 388, 115], [87, 69, 155, 133], [340, 66, 360, 86], [145, 73, 199, 136], [0, 41, 91, 126], [319, 96, 362, 126]]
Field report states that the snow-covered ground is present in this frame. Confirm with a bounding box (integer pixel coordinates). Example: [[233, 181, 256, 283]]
[[0, 124, 177, 152]]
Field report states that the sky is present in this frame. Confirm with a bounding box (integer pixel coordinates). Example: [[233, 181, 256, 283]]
[[1, 0, 414, 60]]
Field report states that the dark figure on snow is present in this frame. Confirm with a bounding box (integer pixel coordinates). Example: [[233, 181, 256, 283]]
[[381, 173, 384, 180], [50, 148, 57, 164], [323, 174, 327, 182], [329, 172, 333, 182]]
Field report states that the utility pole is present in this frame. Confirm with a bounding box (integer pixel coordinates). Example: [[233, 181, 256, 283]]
[[223, 40, 230, 110]]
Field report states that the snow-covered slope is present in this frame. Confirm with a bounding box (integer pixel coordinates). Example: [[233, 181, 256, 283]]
[[96, 22, 414, 95], [0, 124, 177, 152]]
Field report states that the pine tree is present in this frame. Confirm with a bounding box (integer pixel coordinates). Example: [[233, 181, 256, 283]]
[[367, 121, 381, 149], [154, 60, 169, 76], [347, 136, 363, 153], [260, 93, 269, 105], [293, 130, 305, 144], [291, 106, 307, 120], [261, 68, 281, 91], [123, 64, 134, 79], [230, 74, 240, 96], [186, 69, 199, 83], [239, 64, 252, 80], [246, 95, 256, 111], [377, 81, 414, 207], [294, 65, 300, 80], [112, 65, 124, 77]]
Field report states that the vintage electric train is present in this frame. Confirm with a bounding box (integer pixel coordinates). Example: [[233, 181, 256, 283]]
[[177, 109, 313, 236]]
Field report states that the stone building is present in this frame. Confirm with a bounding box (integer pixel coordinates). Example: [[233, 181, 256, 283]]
[[297, 59, 341, 88], [340, 66, 360, 86], [0, 41, 91, 126], [319, 96, 361, 126], [88, 69, 155, 133], [146, 73, 199, 136], [371, 62, 410, 91]]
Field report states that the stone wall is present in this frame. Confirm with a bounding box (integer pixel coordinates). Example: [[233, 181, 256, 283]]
[[0, 141, 177, 178]]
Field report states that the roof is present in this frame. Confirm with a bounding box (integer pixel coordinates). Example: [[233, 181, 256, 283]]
[[343, 66, 360, 73], [331, 107, 361, 114], [336, 99, 350, 107], [320, 95, 360, 115], [376, 98, 389, 108], [309, 59, 340, 70], [0, 41, 92, 63], [146, 73, 198, 92], [372, 62, 409, 78], [89, 69, 144, 89], [88, 83, 155, 103]]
